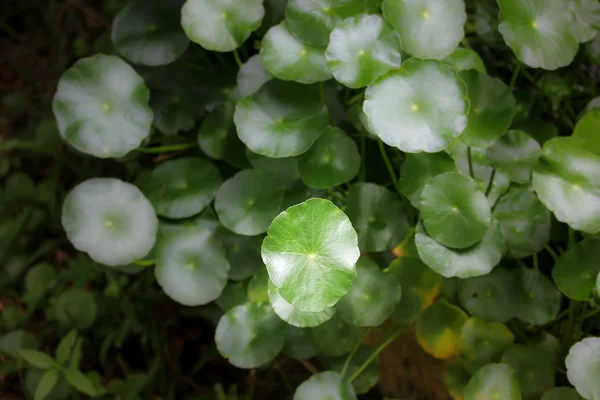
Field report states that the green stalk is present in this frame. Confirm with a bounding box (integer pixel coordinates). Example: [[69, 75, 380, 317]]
[[467, 147, 475, 179], [341, 328, 372, 378], [233, 49, 243, 68], [485, 169, 496, 197], [544, 244, 559, 260], [348, 327, 403, 383], [508, 61, 521, 91], [137, 143, 196, 154]]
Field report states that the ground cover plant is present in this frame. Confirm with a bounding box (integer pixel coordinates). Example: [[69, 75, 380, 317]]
[[1, 0, 600, 399]]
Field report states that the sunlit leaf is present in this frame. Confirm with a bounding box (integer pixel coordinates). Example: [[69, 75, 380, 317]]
[[463, 363, 521, 400], [293, 371, 357, 400], [566, 337, 600, 400], [268, 280, 335, 327]]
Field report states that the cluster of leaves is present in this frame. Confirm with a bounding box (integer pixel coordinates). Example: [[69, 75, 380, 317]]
[[2, 0, 600, 399]]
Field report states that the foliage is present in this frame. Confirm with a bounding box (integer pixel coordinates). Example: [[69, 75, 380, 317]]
[[1, 0, 600, 399]]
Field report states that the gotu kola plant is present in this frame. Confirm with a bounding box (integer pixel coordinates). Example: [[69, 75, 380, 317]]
[[43, 0, 600, 398]]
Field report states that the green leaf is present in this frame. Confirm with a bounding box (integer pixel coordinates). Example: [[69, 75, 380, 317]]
[[501, 344, 556, 399], [24, 263, 57, 304], [150, 91, 196, 136], [337, 257, 401, 327], [181, 0, 264, 52], [268, 280, 335, 327], [237, 54, 272, 97], [566, 337, 600, 400], [458, 70, 517, 148], [282, 326, 318, 359], [215, 281, 249, 311], [541, 388, 585, 400], [398, 152, 457, 208], [298, 126, 360, 189], [458, 267, 517, 322], [346, 183, 410, 252], [261, 23, 332, 84], [248, 267, 270, 303], [325, 14, 402, 88], [514, 268, 561, 326], [65, 369, 98, 396], [52, 54, 153, 158], [420, 172, 491, 249], [62, 178, 158, 266], [217, 226, 263, 281], [262, 198, 360, 312], [142, 158, 221, 219], [497, 0, 578, 69], [111, 0, 189, 66], [0, 330, 38, 357], [415, 218, 504, 279], [56, 330, 78, 366], [312, 313, 361, 357], [246, 150, 300, 189], [569, 0, 600, 44], [443, 47, 487, 73], [532, 137, 600, 234], [321, 345, 380, 394], [293, 371, 357, 400], [463, 363, 521, 400], [19, 350, 55, 369], [552, 238, 600, 301], [215, 169, 284, 235], [493, 185, 551, 259], [234, 80, 328, 157], [486, 130, 541, 183], [459, 318, 514, 374], [445, 359, 471, 400], [155, 228, 230, 306], [363, 59, 469, 153], [215, 302, 287, 368], [382, 0, 466, 60], [416, 299, 468, 359], [55, 289, 97, 330], [572, 111, 600, 156], [35, 369, 59, 400]]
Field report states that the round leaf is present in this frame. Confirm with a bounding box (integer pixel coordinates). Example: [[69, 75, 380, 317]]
[[246, 149, 300, 189], [215, 169, 284, 236], [487, 130, 541, 183], [566, 337, 600, 400], [52, 54, 153, 158], [398, 152, 456, 208], [215, 302, 287, 368], [420, 171, 491, 249], [111, 0, 189, 66], [181, 0, 265, 52], [262, 198, 360, 312], [298, 126, 360, 189], [198, 102, 248, 168], [501, 344, 556, 400], [312, 313, 361, 357], [325, 14, 402, 88], [572, 111, 600, 156], [569, 0, 600, 43], [337, 257, 401, 327], [463, 363, 521, 400], [346, 183, 410, 252], [321, 345, 380, 394], [293, 371, 357, 400], [363, 59, 469, 153], [237, 54, 272, 97], [62, 178, 158, 266], [552, 238, 600, 301], [443, 47, 487, 73], [261, 23, 332, 84], [268, 280, 336, 327], [459, 317, 514, 374], [55, 289, 97, 329], [445, 359, 471, 400], [217, 226, 263, 281], [282, 326, 319, 359], [416, 299, 468, 359], [514, 268, 561, 326], [458, 70, 517, 148], [155, 228, 230, 306], [459, 267, 517, 322], [382, 0, 466, 60], [248, 267, 270, 303], [142, 157, 221, 219], [234, 80, 328, 158], [498, 0, 578, 70]]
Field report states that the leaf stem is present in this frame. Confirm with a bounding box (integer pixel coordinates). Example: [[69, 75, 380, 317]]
[[137, 143, 196, 154], [485, 169, 496, 197], [347, 92, 364, 106], [532, 253, 538, 271], [298, 359, 318, 375], [133, 259, 155, 267], [544, 244, 559, 261], [359, 130, 366, 181], [378, 138, 399, 189], [341, 328, 373, 378], [467, 147, 475, 179], [348, 327, 403, 383], [508, 61, 521, 91], [233, 49, 243, 68]]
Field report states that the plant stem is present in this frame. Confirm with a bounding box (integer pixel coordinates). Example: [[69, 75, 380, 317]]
[[378, 138, 399, 189], [532, 253, 539, 271], [233, 49, 243, 68], [347, 92, 364, 106], [485, 169, 496, 197], [327, 189, 346, 202], [491, 183, 511, 213], [348, 327, 403, 383], [467, 147, 475, 179], [508, 61, 521, 91], [137, 143, 196, 154], [134, 259, 155, 267], [544, 244, 559, 261], [359, 130, 366, 181], [341, 328, 373, 378], [298, 359, 318, 375]]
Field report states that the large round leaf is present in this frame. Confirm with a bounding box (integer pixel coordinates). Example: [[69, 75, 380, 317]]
[[261, 23, 332, 84], [298, 126, 360, 189], [552, 238, 600, 301], [459, 267, 518, 322], [497, 0, 578, 70], [62, 178, 158, 267], [459, 317, 514, 374], [55, 289, 97, 329], [415, 218, 504, 279], [234, 80, 328, 158], [262, 198, 360, 312], [216, 226, 263, 281], [142, 158, 221, 219], [398, 152, 456, 208], [325, 14, 402, 88], [493, 185, 550, 259], [346, 183, 410, 252], [293, 371, 357, 400], [155, 228, 230, 306], [215, 302, 287, 368], [312, 313, 361, 357], [532, 137, 600, 234], [463, 364, 521, 400], [215, 169, 284, 236], [111, 0, 189, 66], [514, 268, 561, 326], [181, 0, 265, 52], [458, 70, 517, 148], [363, 59, 469, 153], [487, 130, 541, 183], [268, 280, 335, 327], [420, 172, 491, 249], [416, 299, 468, 359], [566, 337, 600, 400], [382, 0, 466, 60], [52, 54, 153, 158], [443, 47, 487, 73], [237, 54, 272, 97], [501, 344, 556, 400], [337, 257, 401, 327], [321, 345, 380, 394]]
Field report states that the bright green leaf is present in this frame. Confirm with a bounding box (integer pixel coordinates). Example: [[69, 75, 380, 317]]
[[443, 47, 487, 73], [293, 371, 357, 400], [56, 330, 78, 366], [463, 363, 521, 400], [237, 54, 272, 97], [35, 369, 59, 400], [416, 299, 468, 359], [566, 337, 600, 400], [398, 152, 457, 208], [65, 368, 98, 396], [19, 350, 55, 369], [268, 280, 336, 327]]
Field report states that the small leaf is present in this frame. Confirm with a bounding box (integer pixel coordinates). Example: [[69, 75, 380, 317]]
[[463, 363, 520, 400], [55, 289, 97, 330], [19, 350, 55, 369], [566, 337, 600, 400], [0, 330, 38, 357], [458, 267, 517, 322], [35, 369, 59, 400], [552, 238, 600, 301], [247, 268, 270, 303], [217, 225, 263, 281], [65, 368, 98, 396], [293, 371, 357, 400], [443, 47, 487, 73], [56, 330, 78, 366], [215, 281, 248, 311], [514, 268, 561, 325], [459, 318, 514, 374], [312, 313, 361, 357], [416, 299, 468, 359], [445, 359, 471, 400], [237, 54, 272, 97], [572, 111, 600, 156], [501, 344, 556, 399]]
